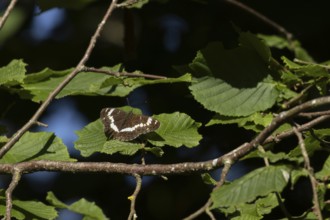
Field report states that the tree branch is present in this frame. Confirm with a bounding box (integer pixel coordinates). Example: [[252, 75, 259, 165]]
[[0, 0, 119, 159], [0, 0, 18, 30], [223, 0, 293, 41], [83, 67, 167, 79], [183, 159, 232, 220], [127, 174, 142, 220], [292, 126, 323, 220], [5, 168, 22, 220]]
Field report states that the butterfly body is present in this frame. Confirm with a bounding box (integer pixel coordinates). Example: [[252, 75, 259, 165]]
[[100, 108, 160, 141]]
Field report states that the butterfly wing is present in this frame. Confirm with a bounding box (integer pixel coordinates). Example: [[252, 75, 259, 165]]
[[100, 108, 160, 141]]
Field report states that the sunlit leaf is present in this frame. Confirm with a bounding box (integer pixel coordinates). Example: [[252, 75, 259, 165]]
[[0, 59, 26, 86], [211, 166, 290, 208], [47, 192, 108, 220], [0, 132, 75, 163], [150, 112, 202, 148]]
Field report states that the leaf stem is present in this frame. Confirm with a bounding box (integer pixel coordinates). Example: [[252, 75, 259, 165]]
[[127, 174, 142, 220], [83, 66, 167, 79]]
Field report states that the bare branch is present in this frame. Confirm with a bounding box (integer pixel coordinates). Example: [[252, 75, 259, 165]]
[[223, 0, 293, 41], [5, 168, 22, 220], [292, 126, 323, 220], [83, 67, 167, 79], [264, 115, 330, 144], [299, 110, 330, 118], [0, 0, 18, 30], [127, 174, 142, 220], [0, 0, 119, 159]]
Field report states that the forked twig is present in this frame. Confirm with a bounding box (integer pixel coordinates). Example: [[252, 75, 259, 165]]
[[183, 159, 232, 220], [127, 174, 142, 220]]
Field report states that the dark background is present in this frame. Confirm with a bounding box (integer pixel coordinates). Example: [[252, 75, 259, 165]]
[[1, 0, 330, 219]]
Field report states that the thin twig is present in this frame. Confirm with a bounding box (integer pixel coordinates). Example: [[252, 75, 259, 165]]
[[0, 0, 119, 159], [127, 174, 142, 220], [264, 115, 330, 144], [282, 84, 313, 109], [5, 168, 22, 220], [183, 159, 232, 220], [223, 0, 293, 41], [294, 58, 330, 70], [0, 0, 18, 30], [292, 126, 323, 220], [299, 110, 330, 118], [83, 67, 167, 79], [257, 145, 270, 166]]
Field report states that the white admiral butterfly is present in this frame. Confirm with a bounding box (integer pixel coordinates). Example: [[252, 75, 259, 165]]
[[100, 108, 160, 141]]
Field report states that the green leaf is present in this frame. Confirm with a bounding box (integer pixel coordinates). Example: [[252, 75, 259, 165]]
[[0, 132, 75, 163], [149, 112, 202, 148], [291, 168, 309, 186], [182, 33, 279, 116], [0, 205, 25, 220], [207, 112, 292, 136], [47, 192, 108, 220], [282, 56, 329, 79], [258, 151, 300, 163], [217, 193, 280, 219], [0, 59, 26, 86], [211, 166, 290, 208], [258, 34, 289, 49], [316, 154, 330, 180], [46, 192, 67, 209], [289, 129, 330, 158], [13, 200, 58, 219], [0, 136, 8, 144], [201, 173, 217, 185], [22, 68, 110, 102], [103, 140, 144, 155], [232, 214, 261, 220], [74, 120, 107, 157], [190, 76, 279, 116], [123, 0, 149, 8], [207, 112, 274, 132], [74, 119, 145, 156], [100, 73, 191, 97], [0, 191, 58, 220], [22, 66, 191, 102], [259, 35, 314, 62], [75, 111, 201, 156], [69, 198, 108, 220]]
